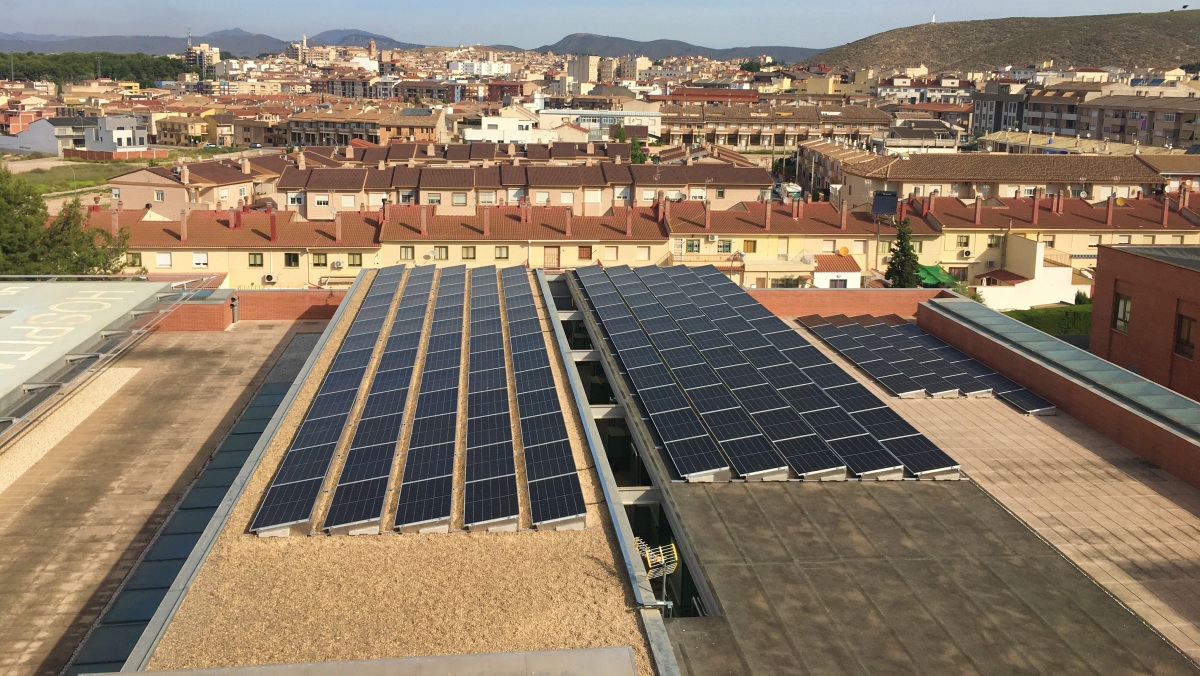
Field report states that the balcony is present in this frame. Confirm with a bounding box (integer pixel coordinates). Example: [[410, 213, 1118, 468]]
[[673, 253, 744, 266], [1043, 246, 1072, 268]]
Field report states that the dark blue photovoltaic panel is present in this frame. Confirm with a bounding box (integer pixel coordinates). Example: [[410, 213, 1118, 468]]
[[828, 435, 903, 476], [528, 474, 587, 525], [882, 435, 959, 475], [464, 476, 520, 526], [253, 265, 406, 532], [395, 475, 454, 527]]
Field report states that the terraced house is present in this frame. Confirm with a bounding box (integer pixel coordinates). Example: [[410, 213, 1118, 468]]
[[660, 104, 892, 149]]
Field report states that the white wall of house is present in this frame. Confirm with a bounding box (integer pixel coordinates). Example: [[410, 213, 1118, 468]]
[[812, 271, 862, 289], [0, 118, 59, 155]]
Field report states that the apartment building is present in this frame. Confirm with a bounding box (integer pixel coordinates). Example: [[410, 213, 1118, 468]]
[[287, 107, 448, 146], [1077, 95, 1200, 149], [660, 104, 892, 149], [183, 43, 222, 75], [970, 81, 1028, 136], [567, 56, 600, 84], [157, 117, 209, 146], [1021, 84, 1105, 136]]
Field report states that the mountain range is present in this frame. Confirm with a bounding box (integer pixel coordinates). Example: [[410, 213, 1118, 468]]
[[534, 34, 825, 63]]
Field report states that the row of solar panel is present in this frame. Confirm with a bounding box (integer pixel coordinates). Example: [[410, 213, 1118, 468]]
[[502, 267, 587, 525], [800, 315, 1054, 415], [464, 266, 520, 527], [394, 265, 467, 528], [250, 265, 407, 532]]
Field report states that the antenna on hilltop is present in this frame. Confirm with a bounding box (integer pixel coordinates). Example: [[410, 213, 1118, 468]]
[[931, 12, 937, 23]]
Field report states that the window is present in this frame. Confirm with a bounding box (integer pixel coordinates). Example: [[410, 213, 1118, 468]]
[[155, 252, 171, 268], [348, 253, 363, 267], [616, 186, 631, 201], [1118, 235, 1131, 245], [560, 191, 574, 205], [507, 189, 522, 202], [641, 189, 655, 202], [495, 246, 509, 260], [400, 246, 415, 260], [852, 240, 867, 255], [433, 246, 449, 260], [829, 279, 849, 289], [1089, 235, 1101, 248], [248, 252, 264, 268], [585, 189, 601, 204], [452, 192, 467, 206], [284, 252, 300, 267], [717, 240, 732, 254], [111, 188, 121, 199], [341, 195, 355, 208], [956, 235, 971, 248], [689, 187, 706, 200], [686, 239, 701, 253], [636, 246, 651, 261], [716, 188, 726, 199], [462, 246, 476, 260], [288, 192, 304, 205], [312, 253, 327, 267], [479, 191, 495, 205], [743, 240, 758, 254], [427, 193, 441, 205], [988, 234, 1001, 248], [536, 191, 550, 205], [153, 190, 165, 202], [1113, 293, 1131, 333], [822, 240, 836, 253], [240, 187, 248, 198], [1177, 314, 1196, 359], [602, 246, 618, 261], [314, 194, 329, 206], [219, 189, 229, 201], [578, 245, 593, 260], [125, 252, 142, 267], [1022, 187, 1036, 197], [1041, 235, 1055, 249]]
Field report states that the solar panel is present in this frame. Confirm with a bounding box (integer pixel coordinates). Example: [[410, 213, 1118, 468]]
[[528, 474, 588, 524], [827, 435, 904, 476], [252, 265, 406, 533], [999, 388, 1056, 415], [882, 435, 960, 475]]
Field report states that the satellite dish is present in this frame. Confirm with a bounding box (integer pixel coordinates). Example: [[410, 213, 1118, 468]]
[[1079, 191, 1088, 199], [838, 246, 850, 256], [1116, 197, 1127, 206]]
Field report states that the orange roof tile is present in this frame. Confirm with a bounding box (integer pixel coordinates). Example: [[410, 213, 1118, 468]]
[[815, 254, 861, 273]]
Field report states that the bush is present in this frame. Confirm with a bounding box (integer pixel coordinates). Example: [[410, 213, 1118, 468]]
[[1004, 305, 1093, 335], [1074, 290, 1092, 305]]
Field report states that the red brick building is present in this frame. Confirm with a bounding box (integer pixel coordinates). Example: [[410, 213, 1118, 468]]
[[1090, 245, 1200, 401]]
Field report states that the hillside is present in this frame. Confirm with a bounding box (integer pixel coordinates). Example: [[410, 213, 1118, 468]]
[[805, 10, 1200, 70], [309, 29, 422, 50], [0, 30, 288, 56], [537, 33, 824, 63]]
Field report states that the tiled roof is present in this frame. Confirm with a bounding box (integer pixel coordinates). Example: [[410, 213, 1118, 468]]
[[846, 154, 1166, 183], [975, 269, 1030, 283], [627, 164, 773, 187], [815, 254, 861, 273], [420, 168, 475, 189], [368, 205, 667, 242], [925, 195, 1200, 231], [305, 168, 367, 191], [1137, 155, 1200, 175], [666, 201, 940, 236], [86, 209, 378, 249], [187, 162, 253, 186]]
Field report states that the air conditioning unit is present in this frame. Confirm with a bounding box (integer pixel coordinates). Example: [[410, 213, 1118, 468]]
[[706, 234, 718, 242], [263, 273, 278, 284], [882, 255, 892, 264], [961, 249, 973, 258], [330, 260, 344, 270]]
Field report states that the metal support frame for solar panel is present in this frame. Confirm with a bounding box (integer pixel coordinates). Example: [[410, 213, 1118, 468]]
[[503, 266, 587, 528], [461, 266, 520, 532], [574, 265, 731, 482], [394, 266, 465, 533], [322, 265, 433, 535], [250, 265, 406, 536], [682, 265, 960, 480]]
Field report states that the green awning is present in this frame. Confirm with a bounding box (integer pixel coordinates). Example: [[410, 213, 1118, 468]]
[[919, 265, 957, 286]]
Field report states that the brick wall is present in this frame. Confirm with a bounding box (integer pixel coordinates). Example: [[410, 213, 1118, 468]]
[[151, 303, 233, 332], [237, 290, 346, 320], [749, 288, 954, 319], [918, 304, 1200, 491], [62, 148, 169, 161]]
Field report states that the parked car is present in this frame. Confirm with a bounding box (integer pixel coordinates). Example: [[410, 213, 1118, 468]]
[[248, 143, 263, 148], [203, 142, 217, 148]]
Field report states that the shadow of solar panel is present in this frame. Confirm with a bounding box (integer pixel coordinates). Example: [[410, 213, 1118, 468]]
[[882, 435, 958, 475], [520, 412, 570, 448], [828, 435, 903, 475], [528, 474, 587, 524], [395, 475, 454, 526], [977, 373, 1021, 394], [825, 383, 886, 413], [999, 388, 1055, 414], [522, 439, 576, 481], [853, 407, 920, 441], [401, 442, 456, 483], [250, 477, 325, 531], [465, 475, 519, 525], [781, 383, 838, 413], [804, 406, 868, 441], [465, 442, 517, 482]]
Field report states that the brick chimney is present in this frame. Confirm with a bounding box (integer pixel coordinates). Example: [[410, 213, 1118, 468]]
[[1180, 185, 1191, 213], [664, 195, 672, 225], [928, 192, 937, 215], [705, 200, 712, 230], [507, 143, 516, 157], [656, 190, 665, 225], [110, 209, 119, 237], [180, 164, 190, 184], [420, 204, 428, 235], [974, 195, 983, 225], [564, 206, 573, 236], [297, 153, 306, 171], [1105, 194, 1115, 226], [898, 200, 908, 223], [268, 204, 277, 242], [179, 209, 188, 242], [334, 211, 343, 243], [483, 206, 491, 236], [625, 207, 634, 238], [1162, 194, 1171, 227], [1031, 188, 1042, 226], [839, 200, 849, 230], [229, 206, 237, 230], [764, 201, 772, 231], [345, 145, 354, 159]]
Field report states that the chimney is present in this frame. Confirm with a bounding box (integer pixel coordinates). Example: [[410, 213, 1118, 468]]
[[378, 159, 385, 171], [1179, 185, 1191, 213], [1136, 190, 1142, 201], [1162, 194, 1171, 227], [765, 201, 772, 231], [586, 141, 594, 155], [426, 143, 434, 157], [297, 153, 306, 171], [1031, 188, 1042, 226], [928, 192, 937, 215], [625, 207, 634, 238], [565, 206, 573, 236], [110, 209, 119, 237], [705, 200, 712, 229], [483, 206, 491, 236], [974, 195, 983, 225], [180, 165, 190, 184], [1105, 194, 1115, 226], [334, 211, 343, 243], [268, 205, 277, 243], [179, 209, 188, 242], [345, 145, 354, 159], [420, 204, 428, 235], [656, 190, 665, 225], [664, 194, 672, 225], [614, 154, 621, 165], [1014, 188, 1020, 199], [898, 200, 908, 223], [507, 142, 516, 157], [839, 200, 848, 230], [242, 158, 251, 175], [229, 206, 237, 230], [407, 157, 416, 168]]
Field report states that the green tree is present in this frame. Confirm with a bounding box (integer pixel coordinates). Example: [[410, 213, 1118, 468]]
[[610, 123, 628, 142], [884, 218, 921, 288], [631, 137, 649, 164], [0, 169, 128, 275], [740, 60, 762, 72], [952, 281, 985, 304]]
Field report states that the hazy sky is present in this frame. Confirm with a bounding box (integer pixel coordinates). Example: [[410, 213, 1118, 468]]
[[3, 1, 1192, 48]]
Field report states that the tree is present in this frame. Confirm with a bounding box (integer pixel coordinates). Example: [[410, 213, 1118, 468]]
[[631, 137, 649, 164], [0, 170, 128, 275], [883, 218, 921, 288], [610, 123, 628, 142], [740, 60, 762, 72]]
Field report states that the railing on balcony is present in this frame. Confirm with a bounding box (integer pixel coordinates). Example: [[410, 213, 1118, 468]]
[[674, 253, 744, 265]]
